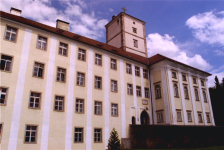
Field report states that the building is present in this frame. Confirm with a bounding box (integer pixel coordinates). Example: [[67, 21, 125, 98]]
[[0, 8, 215, 150]]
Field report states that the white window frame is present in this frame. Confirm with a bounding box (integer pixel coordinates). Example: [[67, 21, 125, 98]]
[[133, 39, 138, 47], [127, 84, 133, 95], [0, 88, 7, 105], [94, 76, 102, 89], [33, 62, 44, 78], [37, 36, 47, 50], [24, 125, 37, 143], [76, 99, 84, 113], [173, 83, 179, 97], [95, 54, 102, 66], [54, 96, 64, 111], [136, 86, 141, 97], [74, 128, 83, 143], [111, 58, 117, 70], [1, 55, 12, 71], [94, 101, 102, 115], [29, 92, 41, 109], [78, 49, 86, 61], [145, 88, 149, 98], [77, 72, 85, 86], [111, 103, 118, 116], [111, 80, 117, 92], [5, 26, 17, 42], [177, 110, 182, 122], [126, 63, 132, 74], [94, 128, 102, 143], [59, 42, 67, 56], [57, 67, 66, 82], [187, 111, 192, 122], [157, 111, 163, 123], [155, 85, 162, 99], [184, 86, 189, 99], [195, 88, 200, 101], [143, 69, 148, 79], [135, 66, 140, 76]]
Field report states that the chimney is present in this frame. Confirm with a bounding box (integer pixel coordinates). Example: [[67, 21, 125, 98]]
[[112, 15, 116, 20], [56, 19, 70, 31], [10, 7, 22, 16]]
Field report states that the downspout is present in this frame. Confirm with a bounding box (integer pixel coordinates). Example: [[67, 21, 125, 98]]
[[148, 62, 154, 125]]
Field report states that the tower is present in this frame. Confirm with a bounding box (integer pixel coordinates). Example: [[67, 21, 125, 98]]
[[105, 12, 147, 57]]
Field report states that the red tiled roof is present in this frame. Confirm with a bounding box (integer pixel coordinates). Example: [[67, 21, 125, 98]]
[[0, 11, 211, 76]]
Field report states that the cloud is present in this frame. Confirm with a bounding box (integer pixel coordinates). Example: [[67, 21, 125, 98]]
[[109, 8, 113, 12], [208, 65, 224, 87], [147, 33, 212, 71], [213, 50, 224, 56], [0, 0, 109, 40], [186, 10, 224, 46]]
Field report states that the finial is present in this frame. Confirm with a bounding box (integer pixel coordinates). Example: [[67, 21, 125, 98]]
[[122, 7, 127, 13]]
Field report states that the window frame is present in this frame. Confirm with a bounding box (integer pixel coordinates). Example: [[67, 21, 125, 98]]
[[193, 77, 197, 84], [95, 53, 102, 66], [0, 87, 8, 106], [135, 66, 140, 77], [143, 69, 148, 79], [56, 67, 66, 83], [136, 86, 141, 97], [94, 76, 102, 90], [94, 128, 102, 143], [126, 63, 132, 74], [24, 125, 38, 144], [111, 103, 118, 117], [206, 113, 211, 123], [32, 61, 45, 79], [172, 71, 177, 79], [77, 48, 86, 62], [36, 35, 48, 51], [133, 39, 138, 48], [76, 72, 85, 87], [132, 27, 137, 33], [58, 41, 68, 57], [110, 58, 117, 70], [0, 54, 13, 72], [183, 85, 189, 99], [198, 112, 203, 123], [194, 88, 200, 101], [0, 123, 3, 143], [111, 80, 118, 93], [75, 98, 84, 114], [155, 84, 162, 99], [203, 90, 208, 103], [156, 111, 164, 123], [182, 74, 187, 81], [173, 83, 179, 98], [127, 83, 133, 95], [54, 95, 65, 112], [176, 110, 182, 122], [4, 25, 18, 43], [74, 127, 84, 143], [187, 111, 192, 122], [28, 91, 41, 109], [145, 88, 149, 98], [94, 101, 102, 115]]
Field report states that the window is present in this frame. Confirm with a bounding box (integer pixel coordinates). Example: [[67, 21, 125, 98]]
[[135, 66, 140, 76], [77, 72, 85, 86], [206, 113, 211, 123], [133, 39, 138, 47], [201, 80, 205, 86], [57, 67, 66, 82], [172, 72, 177, 78], [182, 74, 186, 81], [155, 85, 162, 99], [0, 88, 7, 105], [177, 111, 182, 122], [24, 125, 37, 143], [127, 84, 133, 95], [187, 111, 192, 122], [111, 104, 118, 116], [145, 88, 149, 98], [126, 63, 132, 74], [5, 26, 17, 42], [143, 69, 148, 79], [59, 42, 67, 56], [198, 113, 203, 123], [74, 128, 83, 143], [76, 99, 84, 113], [94, 129, 102, 143], [94, 101, 102, 115], [184, 86, 189, 99], [33, 62, 44, 78], [1, 55, 12, 71], [29, 92, 40, 109], [0, 124, 2, 142], [203, 91, 207, 102], [95, 54, 102, 66], [136, 86, 141, 97], [111, 58, 117, 70], [133, 22, 135, 24], [157, 111, 163, 123], [94, 76, 102, 89], [173, 84, 179, 97], [54, 96, 64, 111], [111, 80, 117, 92], [78, 49, 86, 61], [133, 27, 137, 33], [194, 88, 199, 101], [37, 36, 47, 50], [193, 78, 197, 84]]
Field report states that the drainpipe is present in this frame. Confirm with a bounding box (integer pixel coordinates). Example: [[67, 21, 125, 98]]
[[148, 64, 154, 125]]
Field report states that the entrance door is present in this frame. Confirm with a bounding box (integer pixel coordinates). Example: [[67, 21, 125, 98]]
[[140, 111, 149, 125], [132, 116, 136, 125]]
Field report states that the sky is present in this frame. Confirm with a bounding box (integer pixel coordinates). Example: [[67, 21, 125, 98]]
[[1, 0, 224, 87]]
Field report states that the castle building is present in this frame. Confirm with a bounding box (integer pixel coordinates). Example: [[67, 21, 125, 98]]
[[0, 8, 215, 150]]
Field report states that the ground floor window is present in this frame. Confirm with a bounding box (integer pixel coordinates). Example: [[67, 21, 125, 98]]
[[94, 128, 102, 143], [74, 128, 83, 143], [24, 125, 37, 143]]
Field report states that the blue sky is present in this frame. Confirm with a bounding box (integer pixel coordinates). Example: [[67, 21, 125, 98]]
[[1, 0, 224, 87]]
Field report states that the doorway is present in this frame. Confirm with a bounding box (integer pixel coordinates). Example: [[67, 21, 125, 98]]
[[140, 111, 149, 125], [132, 116, 136, 125]]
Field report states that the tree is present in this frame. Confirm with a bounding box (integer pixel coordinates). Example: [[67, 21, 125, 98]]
[[209, 76, 224, 126], [107, 128, 121, 150]]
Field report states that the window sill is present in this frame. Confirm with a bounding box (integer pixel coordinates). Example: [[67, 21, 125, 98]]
[[76, 84, 85, 87], [28, 107, 41, 110], [24, 142, 37, 144], [56, 80, 66, 83], [74, 142, 84, 143], [75, 112, 85, 114], [0, 70, 12, 73], [36, 47, 47, 51]]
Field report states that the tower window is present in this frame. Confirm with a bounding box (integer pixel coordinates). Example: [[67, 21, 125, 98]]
[[133, 27, 137, 33], [133, 22, 135, 24], [133, 39, 138, 48]]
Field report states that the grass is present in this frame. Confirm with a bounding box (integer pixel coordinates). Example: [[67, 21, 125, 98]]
[[133, 145, 224, 150]]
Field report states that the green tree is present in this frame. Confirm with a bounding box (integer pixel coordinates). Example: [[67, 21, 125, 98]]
[[107, 128, 121, 150]]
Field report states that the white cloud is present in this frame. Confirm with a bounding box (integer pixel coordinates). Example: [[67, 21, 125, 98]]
[[186, 10, 224, 46], [109, 8, 113, 12], [208, 65, 224, 87], [213, 50, 224, 56], [0, 0, 109, 40], [147, 33, 212, 71]]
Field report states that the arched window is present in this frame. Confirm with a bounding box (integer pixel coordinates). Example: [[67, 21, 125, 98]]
[[173, 84, 179, 97], [184, 86, 189, 99], [155, 85, 161, 99], [195, 89, 199, 100], [203, 91, 207, 102]]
